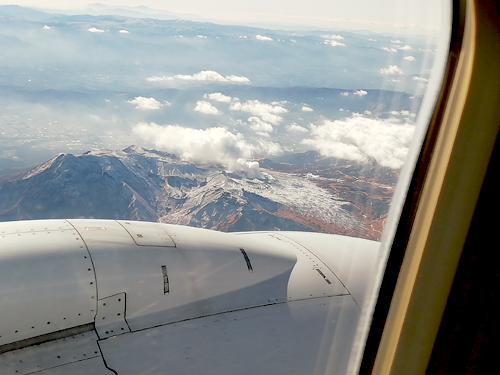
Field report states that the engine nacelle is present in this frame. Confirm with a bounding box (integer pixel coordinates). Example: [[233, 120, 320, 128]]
[[0, 219, 379, 375]]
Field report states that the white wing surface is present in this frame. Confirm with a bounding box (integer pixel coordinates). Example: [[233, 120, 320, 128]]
[[0, 219, 379, 375]]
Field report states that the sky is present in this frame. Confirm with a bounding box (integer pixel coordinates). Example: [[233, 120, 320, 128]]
[[0, 1, 447, 35]]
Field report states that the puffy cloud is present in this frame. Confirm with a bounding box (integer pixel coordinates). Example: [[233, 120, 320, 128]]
[[230, 99, 288, 125], [287, 124, 309, 133], [324, 40, 346, 47], [133, 123, 255, 164], [381, 47, 398, 53], [146, 70, 250, 84], [249, 117, 273, 133], [43, 25, 52, 30], [256, 35, 273, 41], [127, 97, 168, 110], [197, 35, 207, 38], [379, 65, 403, 75], [301, 106, 314, 112], [133, 124, 272, 178], [119, 30, 129, 34], [88, 27, 105, 33], [412, 76, 429, 82], [404, 56, 416, 61], [302, 116, 415, 169], [194, 100, 222, 115], [321, 34, 344, 40], [231, 158, 261, 179], [398, 45, 412, 50], [353, 90, 368, 97], [391, 40, 403, 44], [341, 92, 349, 96], [204, 92, 232, 103]]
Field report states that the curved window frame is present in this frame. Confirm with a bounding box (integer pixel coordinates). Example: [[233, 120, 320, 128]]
[[359, 0, 500, 373]]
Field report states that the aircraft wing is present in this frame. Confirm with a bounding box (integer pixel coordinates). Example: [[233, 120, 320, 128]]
[[0, 219, 379, 375]]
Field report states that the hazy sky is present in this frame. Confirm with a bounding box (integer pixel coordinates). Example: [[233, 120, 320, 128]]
[[0, 1, 447, 35]]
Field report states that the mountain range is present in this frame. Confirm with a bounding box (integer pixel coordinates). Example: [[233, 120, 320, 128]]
[[0, 146, 396, 241]]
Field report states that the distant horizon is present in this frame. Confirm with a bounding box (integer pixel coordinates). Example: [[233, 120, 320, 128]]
[[0, 1, 446, 36]]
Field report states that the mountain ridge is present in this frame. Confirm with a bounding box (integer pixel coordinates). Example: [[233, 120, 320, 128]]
[[0, 146, 396, 240]]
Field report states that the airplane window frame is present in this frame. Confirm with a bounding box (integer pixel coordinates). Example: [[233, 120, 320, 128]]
[[359, 0, 500, 373]]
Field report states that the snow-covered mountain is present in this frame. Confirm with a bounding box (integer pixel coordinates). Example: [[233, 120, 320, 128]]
[[0, 146, 387, 238]]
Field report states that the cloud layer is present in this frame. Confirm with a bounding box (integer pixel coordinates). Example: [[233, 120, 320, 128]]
[[302, 116, 415, 169], [147, 70, 250, 84]]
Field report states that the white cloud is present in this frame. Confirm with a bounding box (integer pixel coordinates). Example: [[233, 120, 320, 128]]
[[249, 117, 273, 133], [230, 99, 288, 125], [88, 27, 105, 33], [146, 76, 174, 82], [119, 30, 129, 34], [398, 45, 412, 50], [341, 92, 349, 96], [391, 40, 403, 44], [233, 158, 261, 179], [287, 124, 309, 133], [353, 90, 368, 97], [204, 92, 232, 103], [404, 56, 416, 61], [256, 35, 273, 41], [194, 100, 222, 115], [381, 47, 398, 53], [290, 39, 297, 43], [321, 34, 344, 40], [147, 70, 250, 84], [302, 116, 415, 169], [322, 34, 346, 47], [379, 65, 403, 75], [43, 25, 52, 30], [133, 123, 255, 164], [390, 110, 411, 116], [412, 76, 429, 82], [324, 40, 346, 47], [239, 36, 248, 38], [132, 124, 271, 178], [127, 97, 166, 110], [197, 35, 207, 38], [301, 106, 314, 112]]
